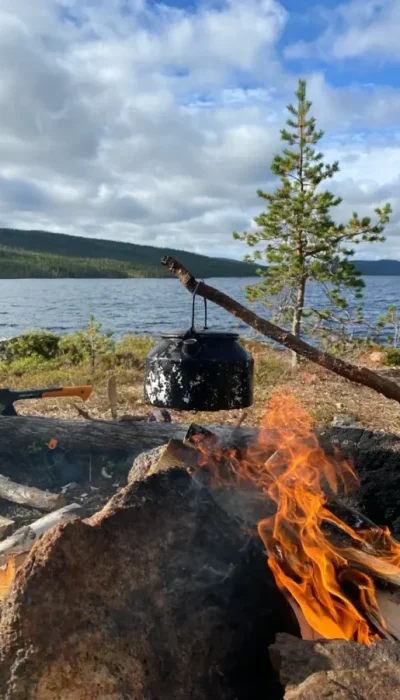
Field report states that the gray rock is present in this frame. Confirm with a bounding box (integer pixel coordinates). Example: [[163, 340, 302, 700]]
[[270, 633, 400, 699], [331, 414, 360, 428]]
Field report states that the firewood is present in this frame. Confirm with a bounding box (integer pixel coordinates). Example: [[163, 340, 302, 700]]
[[184, 423, 218, 448], [148, 438, 200, 476], [0, 503, 85, 568], [0, 473, 66, 511], [375, 589, 400, 641]]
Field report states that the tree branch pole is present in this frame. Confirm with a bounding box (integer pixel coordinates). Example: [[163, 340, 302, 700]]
[[161, 256, 400, 405]]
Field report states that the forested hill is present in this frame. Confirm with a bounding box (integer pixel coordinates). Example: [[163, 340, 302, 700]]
[[0, 228, 398, 278], [0, 228, 259, 278]]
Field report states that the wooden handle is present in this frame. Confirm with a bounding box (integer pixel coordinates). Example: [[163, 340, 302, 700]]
[[42, 386, 93, 402]]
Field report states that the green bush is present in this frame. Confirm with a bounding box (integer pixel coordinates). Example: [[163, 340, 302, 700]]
[[115, 334, 154, 358], [10, 353, 48, 376], [59, 331, 92, 365], [59, 316, 115, 371], [384, 348, 400, 367], [4, 331, 60, 362]]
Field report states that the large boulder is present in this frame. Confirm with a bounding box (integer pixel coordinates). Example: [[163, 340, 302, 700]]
[[0, 469, 297, 700]]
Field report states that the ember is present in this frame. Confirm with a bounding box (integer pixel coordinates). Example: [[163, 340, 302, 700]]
[[196, 391, 400, 644]]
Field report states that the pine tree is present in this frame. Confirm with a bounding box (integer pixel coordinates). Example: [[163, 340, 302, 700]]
[[234, 79, 391, 366]]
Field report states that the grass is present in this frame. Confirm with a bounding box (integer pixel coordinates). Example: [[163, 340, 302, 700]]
[[1, 333, 399, 434]]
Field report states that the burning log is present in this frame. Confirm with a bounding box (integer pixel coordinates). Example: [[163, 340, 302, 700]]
[[0, 473, 65, 512], [128, 410, 400, 644], [375, 590, 400, 641], [161, 255, 400, 405]]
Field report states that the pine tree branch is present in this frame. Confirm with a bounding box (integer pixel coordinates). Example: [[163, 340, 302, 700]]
[[305, 226, 383, 257], [161, 256, 400, 405]]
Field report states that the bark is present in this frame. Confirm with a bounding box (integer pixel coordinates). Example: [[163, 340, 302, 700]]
[[161, 256, 400, 405], [0, 415, 262, 459], [291, 277, 305, 369], [0, 474, 65, 512], [375, 590, 400, 642]]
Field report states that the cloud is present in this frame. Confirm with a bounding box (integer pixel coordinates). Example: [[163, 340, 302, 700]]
[[285, 0, 400, 62], [0, 0, 397, 260]]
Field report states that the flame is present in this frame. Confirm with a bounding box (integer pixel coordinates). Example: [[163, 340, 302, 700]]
[[196, 391, 400, 644], [0, 556, 17, 600], [46, 438, 58, 450]]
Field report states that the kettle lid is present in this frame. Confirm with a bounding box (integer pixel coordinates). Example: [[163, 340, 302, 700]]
[[161, 329, 240, 340]]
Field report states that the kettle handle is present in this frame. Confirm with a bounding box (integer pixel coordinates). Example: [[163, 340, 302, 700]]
[[191, 281, 208, 332]]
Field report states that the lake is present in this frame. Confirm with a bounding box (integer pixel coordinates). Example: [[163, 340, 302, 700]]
[[0, 277, 398, 341]]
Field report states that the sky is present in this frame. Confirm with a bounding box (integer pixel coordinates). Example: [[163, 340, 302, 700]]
[[0, 0, 400, 260]]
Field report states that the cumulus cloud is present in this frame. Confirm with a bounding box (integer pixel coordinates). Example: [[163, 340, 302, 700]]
[[0, 0, 398, 259], [285, 0, 400, 62]]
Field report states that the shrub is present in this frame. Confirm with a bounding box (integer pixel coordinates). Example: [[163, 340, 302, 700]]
[[4, 331, 60, 363], [384, 348, 400, 367], [59, 331, 91, 365], [115, 334, 155, 359], [10, 354, 48, 376], [59, 316, 115, 371]]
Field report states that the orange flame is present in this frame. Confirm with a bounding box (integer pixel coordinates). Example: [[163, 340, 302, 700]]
[[196, 391, 400, 644]]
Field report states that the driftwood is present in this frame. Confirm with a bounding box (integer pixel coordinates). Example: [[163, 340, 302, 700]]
[[0, 473, 65, 512], [0, 503, 84, 567], [161, 255, 400, 405]]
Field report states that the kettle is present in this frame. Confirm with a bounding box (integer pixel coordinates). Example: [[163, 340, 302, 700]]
[[144, 288, 254, 411]]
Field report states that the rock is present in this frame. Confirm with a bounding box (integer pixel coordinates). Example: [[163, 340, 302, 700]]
[[331, 414, 360, 428], [270, 633, 400, 699], [128, 444, 166, 483], [0, 470, 297, 700], [369, 350, 385, 365], [60, 482, 78, 495]]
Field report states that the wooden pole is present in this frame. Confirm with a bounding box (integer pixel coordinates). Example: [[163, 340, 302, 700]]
[[161, 255, 400, 405]]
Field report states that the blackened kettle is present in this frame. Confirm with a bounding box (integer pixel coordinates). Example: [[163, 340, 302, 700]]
[[144, 293, 254, 412]]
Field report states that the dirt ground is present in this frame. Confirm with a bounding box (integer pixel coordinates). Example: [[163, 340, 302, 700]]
[[9, 345, 400, 435]]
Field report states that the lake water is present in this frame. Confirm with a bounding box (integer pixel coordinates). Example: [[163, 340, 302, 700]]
[[0, 277, 398, 341]]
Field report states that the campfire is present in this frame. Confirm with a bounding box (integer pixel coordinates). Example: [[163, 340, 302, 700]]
[[188, 391, 400, 645], [1, 399, 400, 698]]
